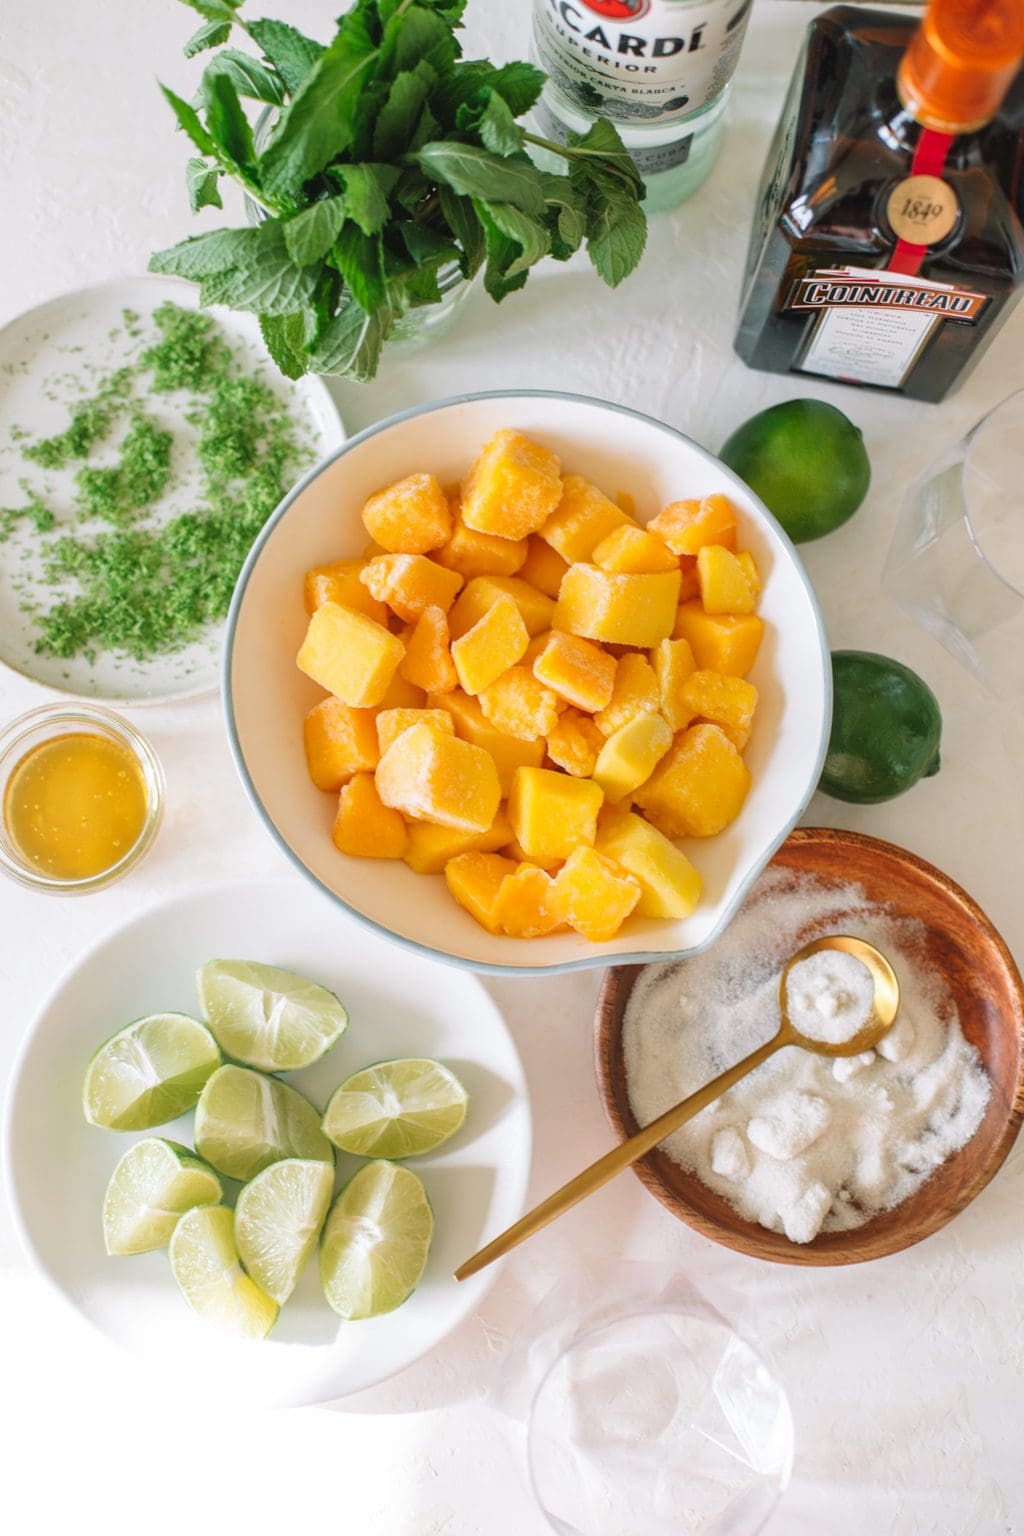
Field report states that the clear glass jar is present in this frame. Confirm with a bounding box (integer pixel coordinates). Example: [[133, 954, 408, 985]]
[[0, 703, 165, 894]]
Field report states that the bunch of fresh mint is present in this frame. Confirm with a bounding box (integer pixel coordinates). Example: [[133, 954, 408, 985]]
[[150, 0, 647, 383]]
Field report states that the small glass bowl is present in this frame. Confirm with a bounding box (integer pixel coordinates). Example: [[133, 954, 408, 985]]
[[0, 703, 165, 895]]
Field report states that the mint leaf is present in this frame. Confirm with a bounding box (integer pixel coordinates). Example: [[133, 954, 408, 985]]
[[160, 83, 216, 157], [195, 225, 318, 316], [483, 202, 551, 278], [199, 48, 285, 106], [259, 13, 378, 198], [475, 204, 530, 302], [438, 184, 484, 277], [259, 313, 308, 379], [186, 157, 223, 211], [283, 197, 346, 266], [435, 59, 545, 121], [248, 18, 324, 95], [310, 302, 388, 382], [329, 163, 399, 235], [331, 223, 386, 313], [398, 222, 459, 267], [184, 20, 230, 58], [583, 177, 647, 286], [149, 226, 263, 278], [178, 0, 241, 22], [541, 173, 586, 257], [382, 3, 460, 75], [414, 142, 544, 217], [478, 92, 525, 157], [568, 119, 643, 199], [373, 61, 436, 161], [203, 72, 254, 169]]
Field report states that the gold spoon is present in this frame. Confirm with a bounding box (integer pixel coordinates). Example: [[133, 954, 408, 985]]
[[454, 935, 899, 1282]]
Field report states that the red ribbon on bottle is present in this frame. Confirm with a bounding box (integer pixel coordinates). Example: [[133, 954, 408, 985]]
[[887, 128, 955, 276]]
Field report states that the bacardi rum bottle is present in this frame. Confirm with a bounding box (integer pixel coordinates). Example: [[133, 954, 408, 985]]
[[734, 1, 1024, 403], [531, 0, 755, 211]]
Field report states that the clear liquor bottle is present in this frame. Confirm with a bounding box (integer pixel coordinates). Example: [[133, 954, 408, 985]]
[[734, 1, 1024, 403], [531, 0, 755, 211]]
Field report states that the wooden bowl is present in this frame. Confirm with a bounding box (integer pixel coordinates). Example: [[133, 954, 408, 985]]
[[595, 827, 1024, 1266]]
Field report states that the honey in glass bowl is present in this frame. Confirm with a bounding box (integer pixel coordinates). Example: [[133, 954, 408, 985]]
[[0, 704, 164, 893]]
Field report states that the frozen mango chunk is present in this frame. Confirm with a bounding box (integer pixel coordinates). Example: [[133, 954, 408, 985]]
[[533, 631, 616, 713], [696, 545, 758, 615], [633, 723, 751, 838], [376, 722, 500, 833], [593, 711, 673, 803], [596, 809, 703, 919], [435, 516, 528, 580], [304, 698, 380, 791], [360, 554, 462, 623], [361, 471, 451, 554], [399, 605, 458, 694], [540, 475, 630, 563], [508, 767, 603, 863], [520, 536, 569, 599], [546, 710, 605, 778], [479, 666, 561, 742], [377, 672, 426, 710], [376, 707, 454, 756], [445, 851, 519, 934], [461, 429, 562, 540], [451, 592, 529, 696], [550, 846, 640, 942], [678, 556, 701, 602], [404, 808, 512, 875], [297, 602, 404, 708], [554, 565, 680, 647], [737, 550, 761, 595], [651, 637, 697, 731], [332, 773, 408, 860], [592, 525, 680, 574], [495, 864, 564, 938], [648, 494, 738, 556], [595, 652, 659, 736], [449, 575, 555, 640], [303, 559, 389, 624], [430, 688, 545, 795], [680, 670, 758, 751], [673, 601, 764, 677]]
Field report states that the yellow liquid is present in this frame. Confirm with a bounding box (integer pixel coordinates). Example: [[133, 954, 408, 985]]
[[3, 732, 149, 880]]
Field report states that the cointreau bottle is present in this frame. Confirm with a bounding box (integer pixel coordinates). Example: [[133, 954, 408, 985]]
[[734, 1, 1024, 403]]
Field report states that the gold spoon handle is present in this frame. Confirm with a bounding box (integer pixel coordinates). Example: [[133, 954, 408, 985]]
[[454, 1033, 784, 1282]]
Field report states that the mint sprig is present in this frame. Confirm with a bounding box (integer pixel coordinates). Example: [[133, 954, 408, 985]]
[[151, 0, 647, 383]]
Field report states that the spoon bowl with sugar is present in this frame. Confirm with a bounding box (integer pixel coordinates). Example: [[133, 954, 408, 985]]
[[455, 936, 900, 1281]]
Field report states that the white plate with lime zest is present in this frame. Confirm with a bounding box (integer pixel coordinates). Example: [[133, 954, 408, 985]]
[[0, 274, 343, 705], [3, 876, 531, 1407]]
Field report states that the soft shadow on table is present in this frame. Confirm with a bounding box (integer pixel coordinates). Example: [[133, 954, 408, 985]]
[[441, 1060, 517, 1145]]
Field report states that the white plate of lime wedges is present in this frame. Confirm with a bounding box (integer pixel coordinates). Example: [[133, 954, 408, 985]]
[[4, 876, 532, 1407]]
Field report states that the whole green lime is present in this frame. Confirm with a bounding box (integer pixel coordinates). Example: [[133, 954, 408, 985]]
[[820, 651, 942, 804], [719, 399, 871, 543]]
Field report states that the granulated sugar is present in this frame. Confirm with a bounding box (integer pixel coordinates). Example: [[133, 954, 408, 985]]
[[623, 869, 991, 1244], [784, 949, 875, 1044]]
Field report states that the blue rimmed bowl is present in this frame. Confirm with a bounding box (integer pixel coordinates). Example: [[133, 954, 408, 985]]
[[224, 391, 830, 976]]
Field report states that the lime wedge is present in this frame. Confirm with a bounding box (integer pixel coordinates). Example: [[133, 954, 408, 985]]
[[194, 1063, 334, 1182], [323, 1058, 469, 1159], [82, 1013, 221, 1131], [197, 960, 348, 1073], [320, 1161, 433, 1320], [169, 1205, 278, 1340], [234, 1158, 335, 1305], [102, 1138, 222, 1256]]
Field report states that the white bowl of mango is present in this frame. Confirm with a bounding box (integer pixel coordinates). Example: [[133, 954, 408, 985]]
[[225, 392, 830, 975]]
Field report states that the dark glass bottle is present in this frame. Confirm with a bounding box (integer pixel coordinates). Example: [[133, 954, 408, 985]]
[[734, 2, 1024, 403]]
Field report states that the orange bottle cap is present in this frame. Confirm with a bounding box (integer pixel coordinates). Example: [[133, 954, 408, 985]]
[[898, 0, 1024, 132]]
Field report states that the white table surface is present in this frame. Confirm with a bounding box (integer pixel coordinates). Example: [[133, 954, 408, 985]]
[[2, 2, 1022, 1532]]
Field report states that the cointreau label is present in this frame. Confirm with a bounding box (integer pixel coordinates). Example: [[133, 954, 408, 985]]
[[788, 265, 987, 389]]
